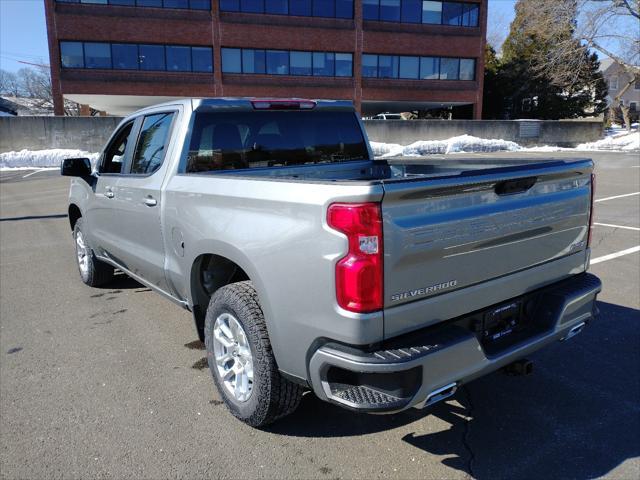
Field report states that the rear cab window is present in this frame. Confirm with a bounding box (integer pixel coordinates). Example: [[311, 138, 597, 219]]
[[183, 110, 369, 173]]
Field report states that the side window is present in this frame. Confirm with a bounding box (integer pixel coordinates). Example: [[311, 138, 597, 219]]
[[100, 122, 134, 174], [130, 112, 175, 175]]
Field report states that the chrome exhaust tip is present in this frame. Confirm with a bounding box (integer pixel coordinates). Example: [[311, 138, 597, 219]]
[[424, 382, 458, 407], [562, 321, 586, 341]]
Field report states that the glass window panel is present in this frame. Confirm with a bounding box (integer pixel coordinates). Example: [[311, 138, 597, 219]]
[[240, 0, 263, 12], [335, 0, 353, 18], [242, 49, 265, 73], [221, 48, 242, 73], [362, 54, 378, 77], [84, 43, 111, 69], [219, 0, 240, 10], [80, 0, 107, 4], [440, 57, 459, 79], [189, 0, 211, 9], [265, 0, 287, 14], [139, 44, 165, 70], [313, 0, 335, 17], [112, 43, 138, 70], [442, 2, 463, 25], [421, 0, 441, 23], [266, 50, 289, 74], [378, 55, 398, 78], [60, 41, 84, 68], [380, 0, 400, 21], [192, 47, 213, 72], [420, 56, 439, 79], [401, 0, 421, 23], [462, 3, 478, 26], [313, 52, 334, 76], [131, 113, 175, 175], [335, 53, 352, 76], [166, 46, 191, 71], [290, 51, 312, 76], [289, 0, 311, 15], [363, 0, 379, 19], [136, 0, 162, 6], [110, 0, 136, 5], [459, 58, 475, 80], [164, 0, 189, 7], [399, 56, 419, 79]]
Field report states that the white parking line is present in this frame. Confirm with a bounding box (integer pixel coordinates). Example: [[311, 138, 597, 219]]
[[590, 246, 640, 265], [22, 169, 53, 179], [594, 192, 640, 203], [594, 223, 640, 232]]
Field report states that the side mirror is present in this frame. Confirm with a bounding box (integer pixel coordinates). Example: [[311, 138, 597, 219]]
[[61, 158, 92, 177]]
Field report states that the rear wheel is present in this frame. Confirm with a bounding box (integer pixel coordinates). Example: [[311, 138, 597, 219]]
[[73, 218, 114, 287], [204, 281, 303, 427]]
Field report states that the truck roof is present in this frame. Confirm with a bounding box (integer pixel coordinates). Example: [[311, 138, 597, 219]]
[[127, 98, 356, 117]]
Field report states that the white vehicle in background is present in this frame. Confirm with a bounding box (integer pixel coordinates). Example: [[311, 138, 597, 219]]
[[372, 112, 404, 120]]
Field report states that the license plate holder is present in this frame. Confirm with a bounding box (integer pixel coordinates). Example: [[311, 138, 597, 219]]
[[482, 301, 522, 343]]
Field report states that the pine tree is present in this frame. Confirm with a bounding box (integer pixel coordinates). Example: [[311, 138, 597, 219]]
[[485, 0, 608, 120]]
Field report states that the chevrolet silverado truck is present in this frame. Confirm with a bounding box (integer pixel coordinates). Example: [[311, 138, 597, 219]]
[[62, 98, 601, 427]]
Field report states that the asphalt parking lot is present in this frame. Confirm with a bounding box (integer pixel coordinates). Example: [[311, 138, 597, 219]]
[[1, 151, 638, 479]]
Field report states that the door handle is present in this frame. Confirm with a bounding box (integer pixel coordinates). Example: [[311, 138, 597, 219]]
[[144, 196, 157, 207]]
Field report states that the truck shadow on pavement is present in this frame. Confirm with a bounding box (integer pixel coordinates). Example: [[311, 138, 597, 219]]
[[269, 301, 639, 479]]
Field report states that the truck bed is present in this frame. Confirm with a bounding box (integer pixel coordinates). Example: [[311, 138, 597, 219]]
[[205, 158, 590, 184]]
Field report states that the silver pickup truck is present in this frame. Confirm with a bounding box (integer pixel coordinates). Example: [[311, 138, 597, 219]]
[[62, 98, 601, 427]]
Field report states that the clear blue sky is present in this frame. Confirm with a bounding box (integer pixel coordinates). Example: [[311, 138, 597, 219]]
[[0, 0, 595, 73]]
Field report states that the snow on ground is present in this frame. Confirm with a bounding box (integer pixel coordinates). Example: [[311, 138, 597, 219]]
[[576, 129, 639, 151], [0, 149, 99, 170], [371, 135, 521, 157]]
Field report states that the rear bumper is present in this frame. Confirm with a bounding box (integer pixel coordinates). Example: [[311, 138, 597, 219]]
[[308, 273, 601, 413]]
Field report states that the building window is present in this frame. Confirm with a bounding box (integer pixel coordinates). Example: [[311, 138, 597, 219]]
[[55, 0, 211, 9], [629, 102, 637, 112], [112, 43, 139, 69], [166, 46, 192, 71], [608, 76, 618, 90], [84, 43, 112, 68], [219, 0, 353, 17], [363, 53, 475, 80], [60, 41, 213, 72], [60, 41, 85, 68], [635, 76, 640, 89], [364, 0, 478, 26], [222, 48, 352, 77]]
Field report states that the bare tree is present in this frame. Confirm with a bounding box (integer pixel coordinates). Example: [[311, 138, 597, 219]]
[[0, 69, 20, 97], [515, 0, 639, 129]]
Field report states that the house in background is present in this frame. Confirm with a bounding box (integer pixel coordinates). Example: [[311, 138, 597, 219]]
[[601, 58, 640, 120]]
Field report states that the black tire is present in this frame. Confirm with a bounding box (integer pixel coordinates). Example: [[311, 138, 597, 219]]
[[73, 218, 114, 287], [204, 281, 304, 427]]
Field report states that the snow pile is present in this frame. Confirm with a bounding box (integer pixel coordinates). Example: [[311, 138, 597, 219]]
[[0, 149, 99, 169], [371, 134, 521, 157], [576, 130, 639, 151]]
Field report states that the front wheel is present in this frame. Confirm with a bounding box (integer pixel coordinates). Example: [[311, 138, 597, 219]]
[[73, 218, 114, 287], [204, 281, 304, 427]]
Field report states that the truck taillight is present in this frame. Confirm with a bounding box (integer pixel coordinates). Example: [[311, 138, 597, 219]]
[[327, 203, 383, 313], [588, 173, 596, 247]]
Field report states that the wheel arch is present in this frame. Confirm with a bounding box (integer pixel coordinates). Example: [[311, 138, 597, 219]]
[[68, 204, 82, 231]]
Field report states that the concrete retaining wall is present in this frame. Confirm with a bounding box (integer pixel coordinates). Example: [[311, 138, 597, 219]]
[[363, 119, 604, 147], [0, 116, 124, 153], [0, 116, 604, 153]]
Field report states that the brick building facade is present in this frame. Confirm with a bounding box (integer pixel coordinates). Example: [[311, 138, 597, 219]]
[[44, 0, 487, 117]]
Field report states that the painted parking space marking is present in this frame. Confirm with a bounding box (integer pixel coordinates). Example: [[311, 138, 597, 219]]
[[594, 223, 640, 232], [590, 246, 640, 265], [594, 192, 640, 203]]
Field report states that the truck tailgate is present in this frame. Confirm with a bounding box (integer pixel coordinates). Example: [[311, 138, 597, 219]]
[[381, 159, 593, 329]]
